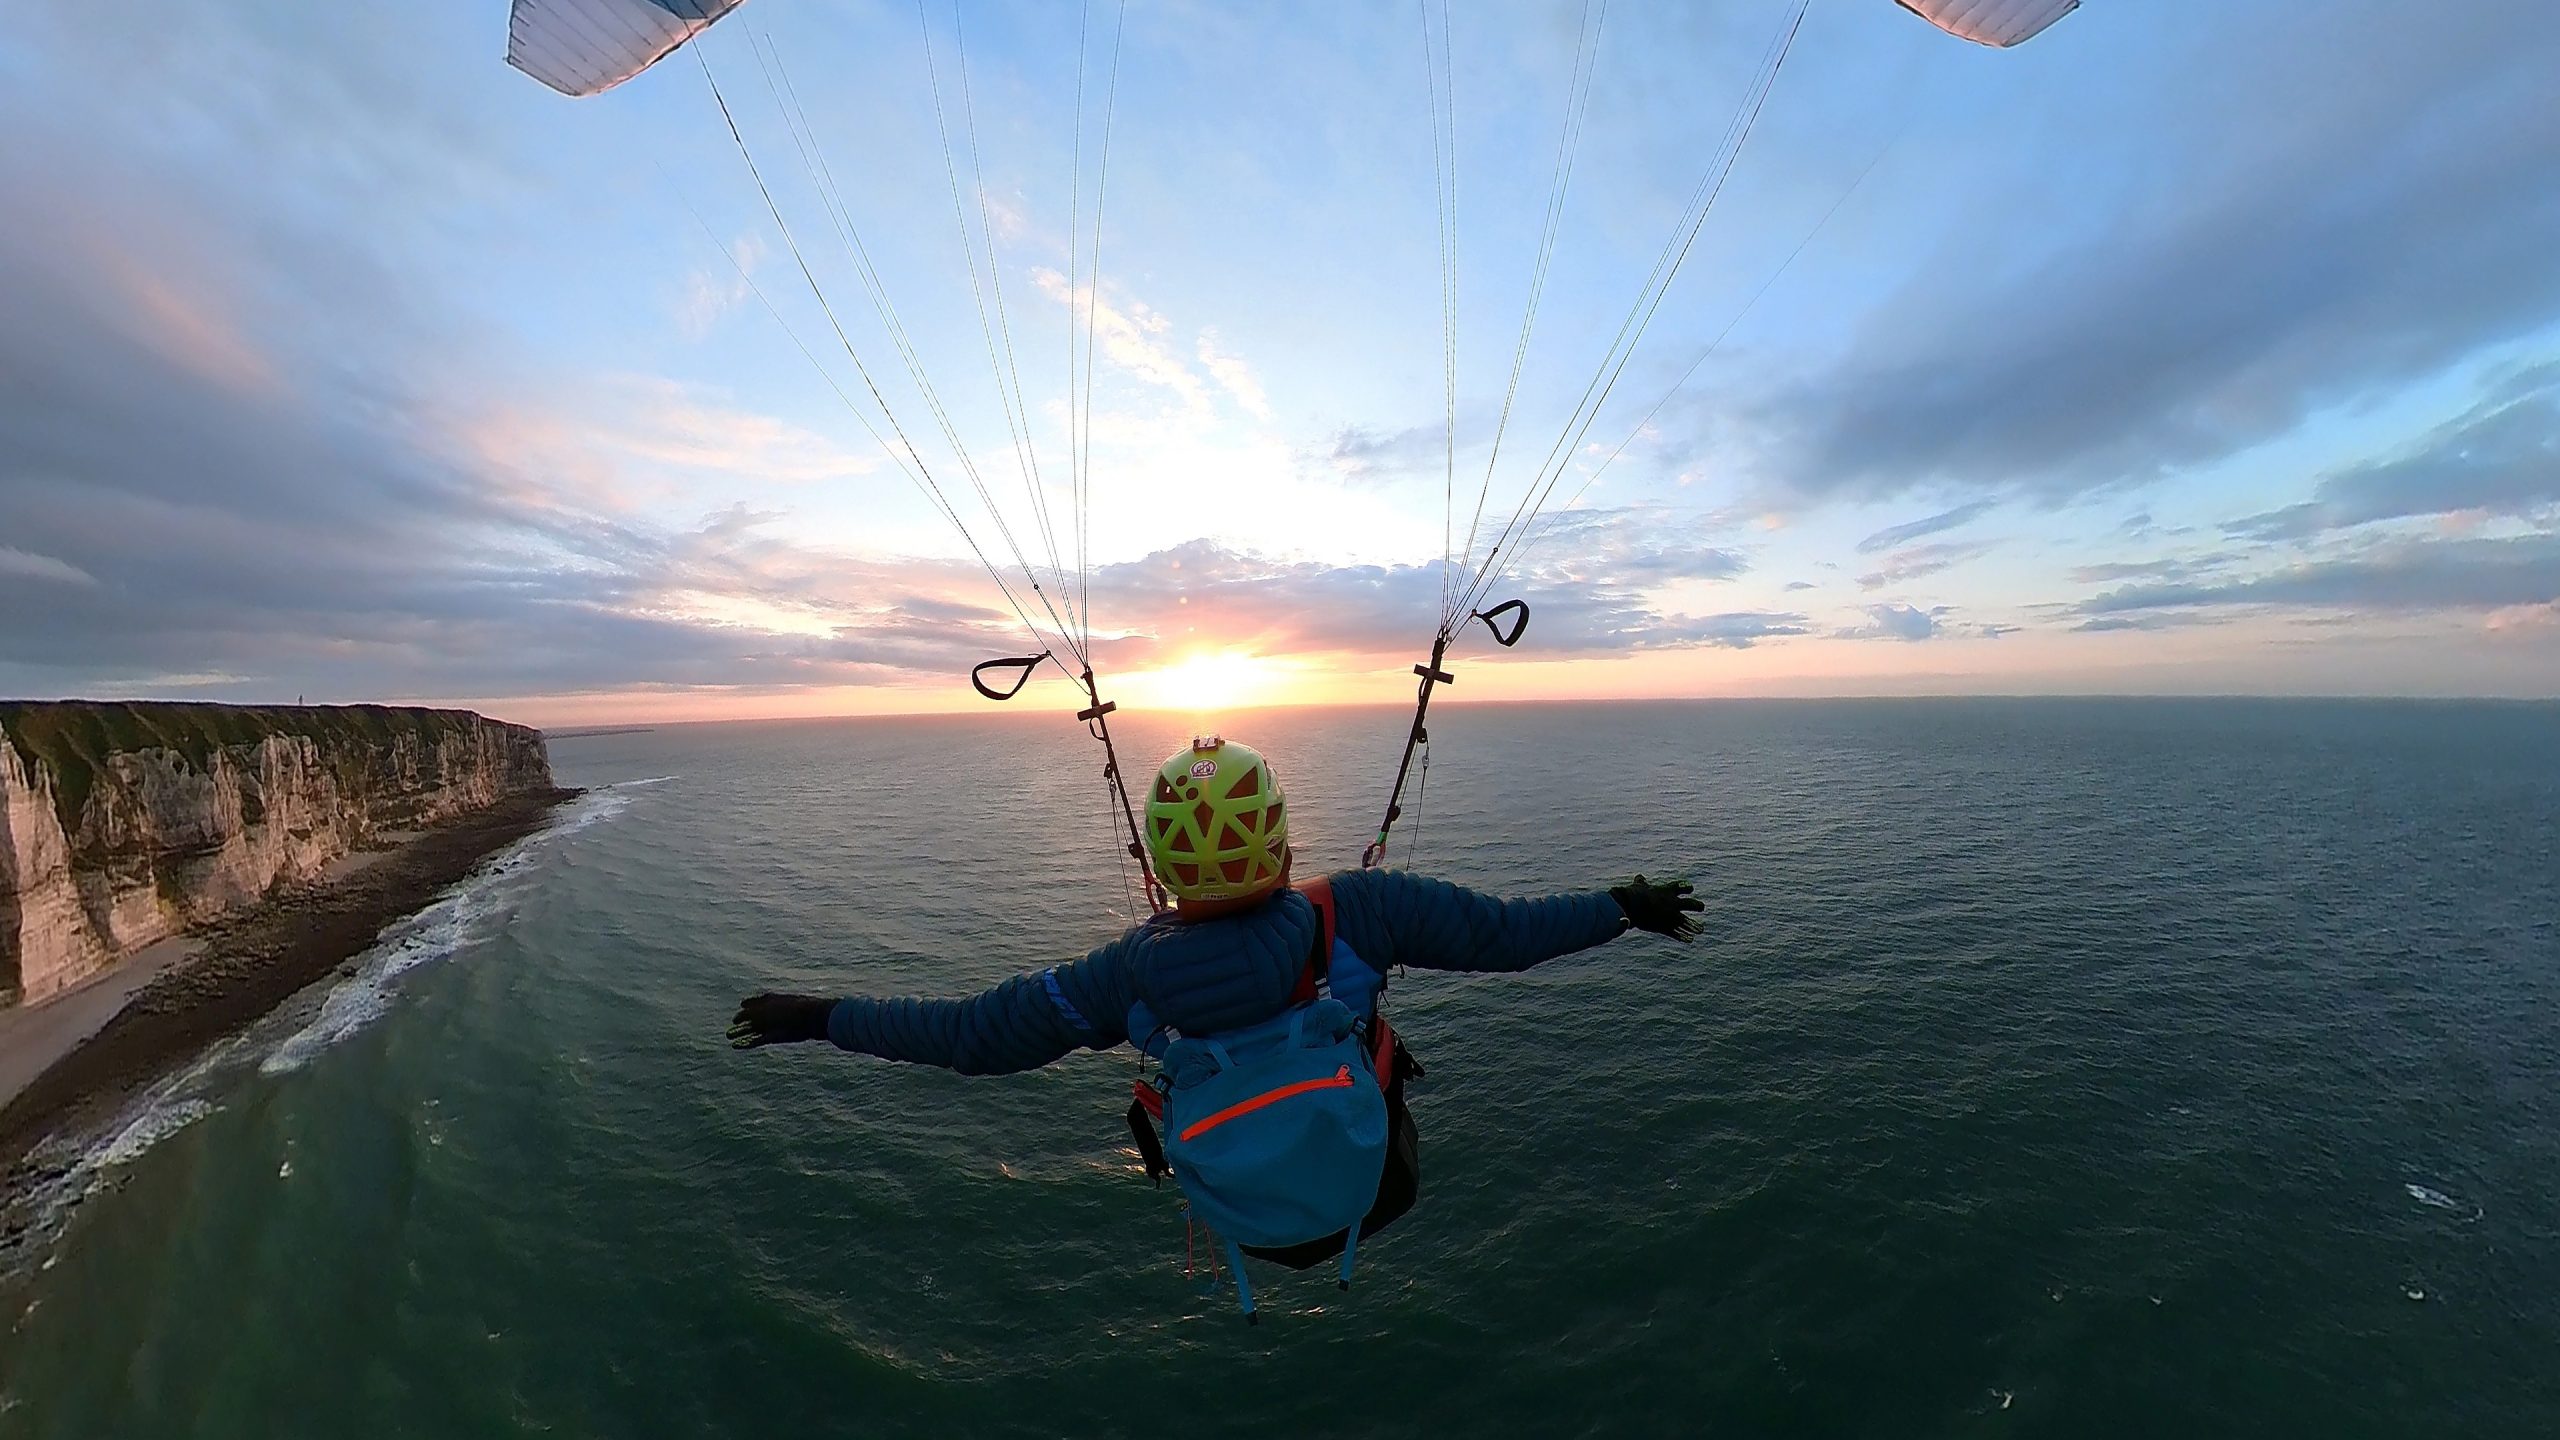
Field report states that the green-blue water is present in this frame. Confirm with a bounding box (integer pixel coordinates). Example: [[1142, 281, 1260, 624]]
[[3, 699, 2556, 1437]]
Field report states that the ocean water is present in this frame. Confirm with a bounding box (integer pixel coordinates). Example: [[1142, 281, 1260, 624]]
[[2, 699, 2555, 1438]]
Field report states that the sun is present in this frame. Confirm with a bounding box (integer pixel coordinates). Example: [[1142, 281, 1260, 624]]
[[1132, 650, 1283, 715]]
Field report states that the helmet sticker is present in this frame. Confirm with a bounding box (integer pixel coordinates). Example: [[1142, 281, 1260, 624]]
[[1189, 759, 1218, 778]]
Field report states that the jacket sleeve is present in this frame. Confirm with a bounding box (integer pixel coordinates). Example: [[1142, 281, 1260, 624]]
[[822, 933, 1141, 1075], [1326, 868, 1628, 975]]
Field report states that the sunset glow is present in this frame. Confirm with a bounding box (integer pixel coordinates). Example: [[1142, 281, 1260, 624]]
[[1122, 650, 1294, 717], [3, 4, 2553, 723]]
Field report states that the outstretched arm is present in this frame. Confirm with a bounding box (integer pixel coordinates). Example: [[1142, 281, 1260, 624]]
[[728, 935, 1141, 1075], [1325, 868, 1701, 975]]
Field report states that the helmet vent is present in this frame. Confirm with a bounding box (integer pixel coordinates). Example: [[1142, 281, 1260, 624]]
[[1262, 803, 1283, 832], [1192, 801, 1215, 831], [1153, 777, 1181, 804], [1224, 767, 1261, 801], [1216, 822, 1247, 851], [1220, 858, 1252, 883]]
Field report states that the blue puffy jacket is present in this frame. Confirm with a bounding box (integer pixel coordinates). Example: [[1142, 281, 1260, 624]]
[[824, 869, 1629, 1074]]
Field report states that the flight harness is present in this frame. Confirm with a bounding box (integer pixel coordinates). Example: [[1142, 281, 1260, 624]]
[[1123, 878, 1426, 1320]]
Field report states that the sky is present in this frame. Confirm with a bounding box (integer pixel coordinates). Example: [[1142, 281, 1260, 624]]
[[2, 0, 2556, 728]]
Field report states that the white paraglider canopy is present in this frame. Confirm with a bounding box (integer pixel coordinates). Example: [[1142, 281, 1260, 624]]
[[1896, 0, 2078, 48], [507, 0, 748, 97]]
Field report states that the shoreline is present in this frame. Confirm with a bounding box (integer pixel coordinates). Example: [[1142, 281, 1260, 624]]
[[0, 934, 200, 1110], [0, 787, 577, 1178]]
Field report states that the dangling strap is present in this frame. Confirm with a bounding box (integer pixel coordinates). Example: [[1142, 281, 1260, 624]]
[[1125, 1091, 1168, 1186], [1224, 1238, 1257, 1323], [1337, 1220, 1360, 1291]]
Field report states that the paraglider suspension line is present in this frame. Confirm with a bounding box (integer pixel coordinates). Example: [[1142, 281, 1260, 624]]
[[1079, 667, 1167, 911], [1364, 630, 1455, 869]]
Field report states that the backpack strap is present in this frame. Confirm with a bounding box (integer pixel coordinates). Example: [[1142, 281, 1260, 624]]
[[1125, 1088, 1169, 1185], [1299, 876, 1337, 955], [1224, 1237, 1258, 1322], [1287, 877, 1337, 1005]]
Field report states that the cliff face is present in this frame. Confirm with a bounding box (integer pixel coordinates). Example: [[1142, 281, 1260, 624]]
[[0, 703, 552, 1009]]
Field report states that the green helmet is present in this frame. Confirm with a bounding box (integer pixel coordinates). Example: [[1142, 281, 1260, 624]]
[[1143, 736, 1288, 903]]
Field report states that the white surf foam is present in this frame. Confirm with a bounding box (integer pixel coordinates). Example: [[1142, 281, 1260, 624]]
[[0, 1045, 241, 1278], [5, 784, 696, 1276], [92, 1097, 215, 1168], [258, 781, 654, 1075], [259, 885, 492, 1075], [1, 780, 664, 1282], [2405, 1181, 2483, 1222]]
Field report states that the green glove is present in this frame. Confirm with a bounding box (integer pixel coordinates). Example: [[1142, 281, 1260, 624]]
[[1609, 875, 1704, 942], [727, 993, 835, 1049]]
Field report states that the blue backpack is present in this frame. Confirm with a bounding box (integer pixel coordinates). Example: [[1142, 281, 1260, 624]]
[[1125, 879, 1402, 1322]]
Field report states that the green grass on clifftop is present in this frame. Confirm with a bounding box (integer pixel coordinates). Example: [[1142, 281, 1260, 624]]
[[0, 702, 524, 833]]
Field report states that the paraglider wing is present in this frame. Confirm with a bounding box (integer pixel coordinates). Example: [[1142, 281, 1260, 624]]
[[1895, 0, 2078, 48], [507, 0, 749, 97]]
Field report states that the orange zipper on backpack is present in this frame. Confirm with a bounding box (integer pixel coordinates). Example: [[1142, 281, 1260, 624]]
[[1178, 1066, 1354, 1143]]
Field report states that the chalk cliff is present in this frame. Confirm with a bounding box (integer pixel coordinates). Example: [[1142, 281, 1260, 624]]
[[0, 703, 551, 1009]]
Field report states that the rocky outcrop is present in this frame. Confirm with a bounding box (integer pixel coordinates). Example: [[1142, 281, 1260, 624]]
[[0, 703, 551, 1010]]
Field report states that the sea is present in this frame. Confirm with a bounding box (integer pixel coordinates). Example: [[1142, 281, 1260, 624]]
[[0, 698, 2554, 1438]]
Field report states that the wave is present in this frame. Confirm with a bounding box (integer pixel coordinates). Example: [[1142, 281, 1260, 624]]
[[257, 882, 500, 1075], [0, 1042, 240, 1279], [2405, 1182, 2482, 1220], [92, 1097, 216, 1169], [258, 781, 655, 1074], [4, 779, 663, 1277]]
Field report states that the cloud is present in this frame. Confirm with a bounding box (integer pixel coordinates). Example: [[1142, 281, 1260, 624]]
[[1841, 603, 1944, 642], [2066, 552, 2240, 586], [1784, 580, 1816, 592], [0, 547, 97, 586], [91, 672, 260, 692], [982, 190, 1029, 243], [676, 233, 766, 341], [2081, 534, 2560, 618], [1081, 528, 1779, 664], [1510, 507, 1751, 587], [1855, 501, 1997, 555], [2487, 600, 2560, 633], [1745, 5, 2560, 503], [2224, 374, 2560, 540], [1196, 329, 1273, 422], [1834, 603, 2014, 643], [1030, 268, 1209, 411], [2072, 613, 2223, 635], [1687, 612, 1813, 649], [9, 0, 2551, 710], [586, 378, 873, 486], [99, 255, 280, 396], [0, 11, 1019, 706], [1325, 420, 1450, 481], [1857, 539, 1995, 591]]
